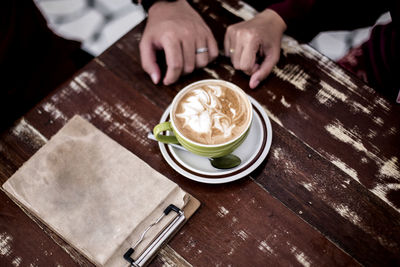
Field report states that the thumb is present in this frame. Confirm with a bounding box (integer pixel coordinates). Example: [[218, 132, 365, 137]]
[[140, 38, 161, 84], [249, 54, 278, 89]]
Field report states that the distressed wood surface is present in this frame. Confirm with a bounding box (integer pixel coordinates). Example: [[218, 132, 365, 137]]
[[1, 0, 399, 266]]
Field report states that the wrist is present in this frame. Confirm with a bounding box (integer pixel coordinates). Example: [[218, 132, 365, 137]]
[[259, 9, 287, 33], [148, 0, 187, 14]]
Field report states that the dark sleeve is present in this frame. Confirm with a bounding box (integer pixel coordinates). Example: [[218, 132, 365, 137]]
[[0, 0, 90, 130], [362, 18, 400, 100], [244, 0, 392, 42]]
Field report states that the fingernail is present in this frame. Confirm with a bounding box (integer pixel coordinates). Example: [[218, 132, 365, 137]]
[[151, 73, 158, 84], [163, 79, 170, 86], [251, 80, 260, 89]]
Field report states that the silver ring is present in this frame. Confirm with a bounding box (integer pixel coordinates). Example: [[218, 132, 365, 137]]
[[196, 47, 208, 54]]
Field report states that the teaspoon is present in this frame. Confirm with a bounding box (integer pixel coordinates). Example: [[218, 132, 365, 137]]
[[147, 132, 241, 169]]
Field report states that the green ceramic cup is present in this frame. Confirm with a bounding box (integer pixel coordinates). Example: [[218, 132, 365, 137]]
[[153, 79, 253, 158]]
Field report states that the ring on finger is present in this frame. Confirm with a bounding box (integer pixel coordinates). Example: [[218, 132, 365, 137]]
[[196, 47, 208, 54], [229, 48, 235, 54]]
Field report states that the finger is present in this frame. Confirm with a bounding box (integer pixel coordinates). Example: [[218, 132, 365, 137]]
[[239, 41, 259, 74], [139, 37, 161, 84], [195, 39, 209, 68], [249, 53, 279, 89], [224, 28, 231, 57], [231, 41, 243, 70], [207, 34, 219, 62], [182, 38, 195, 74], [162, 37, 184, 85]]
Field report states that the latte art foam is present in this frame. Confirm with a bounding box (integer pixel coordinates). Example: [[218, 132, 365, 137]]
[[173, 82, 251, 145]]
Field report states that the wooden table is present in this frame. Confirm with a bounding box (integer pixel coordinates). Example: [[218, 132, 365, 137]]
[[1, 1, 399, 266]]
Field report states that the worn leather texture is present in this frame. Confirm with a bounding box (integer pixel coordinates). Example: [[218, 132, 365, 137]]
[[2, 115, 188, 266]]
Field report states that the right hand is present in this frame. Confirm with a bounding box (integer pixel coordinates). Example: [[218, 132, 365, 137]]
[[139, 0, 218, 85], [224, 9, 287, 89]]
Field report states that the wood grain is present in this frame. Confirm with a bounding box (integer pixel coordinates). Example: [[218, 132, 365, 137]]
[[0, 0, 399, 266]]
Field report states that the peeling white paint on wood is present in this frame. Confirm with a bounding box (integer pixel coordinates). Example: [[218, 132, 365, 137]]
[[94, 58, 106, 67], [158, 245, 194, 267], [12, 257, 22, 266], [379, 157, 400, 179], [12, 119, 48, 148], [217, 206, 230, 217], [272, 147, 297, 175], [324, 120, 400, 210], [0, 232, 13, 257], [371, 183, 400, 213], [258, 240, 275, 255], [326, 120, 399, 180], [73, 78, 89, 92], [373, 116, 384, 126], [328, 155, 359, 183], [280, 96, 291, 108], [203, 67, 220, 79], [209, 12, 218, 20], [295, 105, 310, 120], [272, 64, 310, 92], [69, 81, 83, 94], [375, 96, 391, 113], [221, 63, 235, 76], [77, 71, 97, 85], [315, 81, 347, 106], [94, 103, 151, 146], [332, 202, 398, 248], [262, 105, 283, 127], [273, 147, 283, 160], [332, 203, 362, 226], [281, 36, 304, 57], [301, 182, 314, 192], [266, 90, 277, 101], [219, 0, 257, 21], [367, 129, 377, 139], [231, 216, 238, 226], [235, 230, 248, 241], [290, 246, 311, 267], [350, 101, 371, 115], [281, 36, 368, 98], [94, 104, 112, 122], [116, 43, 124, 50], [114, 103, 151, 133], [300, 45, 358, 92], [42, 103, 68, 123], [325, 120, 375, 161], [388, 126, 397, 135]]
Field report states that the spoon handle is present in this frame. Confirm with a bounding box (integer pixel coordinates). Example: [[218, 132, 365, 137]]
[[147, 132, 187, 152]]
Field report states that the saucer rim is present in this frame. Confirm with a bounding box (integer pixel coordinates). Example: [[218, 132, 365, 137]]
[[158, 96, 272, 184]]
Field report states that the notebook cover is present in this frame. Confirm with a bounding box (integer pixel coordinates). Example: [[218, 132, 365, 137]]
[[2, 115, 200, 266]]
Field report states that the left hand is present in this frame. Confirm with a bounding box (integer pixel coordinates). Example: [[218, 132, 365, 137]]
[[139, 0, 218, 85], [224, 9, 287, 89]]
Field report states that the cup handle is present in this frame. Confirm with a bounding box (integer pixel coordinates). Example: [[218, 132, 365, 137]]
[[153, 122, 180, 144]]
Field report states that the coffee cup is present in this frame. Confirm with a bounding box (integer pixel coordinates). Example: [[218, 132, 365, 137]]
[[153, 79, 253, 158]]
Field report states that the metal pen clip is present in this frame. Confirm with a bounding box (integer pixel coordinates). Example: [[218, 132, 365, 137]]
[[123, 204, 185, 267]]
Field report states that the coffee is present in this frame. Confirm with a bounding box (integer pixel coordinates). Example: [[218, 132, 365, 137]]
[[172, 81, 252, 145]]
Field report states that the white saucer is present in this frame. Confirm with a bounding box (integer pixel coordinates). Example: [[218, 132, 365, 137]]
[[158, 96, 272, 184]]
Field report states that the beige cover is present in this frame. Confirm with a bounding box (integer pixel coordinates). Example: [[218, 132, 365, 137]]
[[2, 115, 193, 266]]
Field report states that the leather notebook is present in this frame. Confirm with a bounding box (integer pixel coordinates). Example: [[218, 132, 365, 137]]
[[2, 115, 200, 266]]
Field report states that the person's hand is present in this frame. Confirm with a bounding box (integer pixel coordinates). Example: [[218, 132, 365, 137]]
[[139, 0, 218, 85], [224, 9, 287, 89]]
